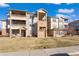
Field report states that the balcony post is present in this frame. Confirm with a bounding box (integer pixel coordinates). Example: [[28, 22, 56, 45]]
[[19, 28, 21, 37], [9, 11, 12, 38]]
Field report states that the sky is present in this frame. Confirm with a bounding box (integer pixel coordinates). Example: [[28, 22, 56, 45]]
[[0, 3, 79, 22]]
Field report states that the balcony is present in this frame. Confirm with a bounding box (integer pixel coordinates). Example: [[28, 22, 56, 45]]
[[9, 14, 26, 20], [11, 24, 26, 29], [64, 22, 68, 25]]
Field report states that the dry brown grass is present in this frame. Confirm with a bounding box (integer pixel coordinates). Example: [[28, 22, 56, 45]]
[[0, 36, 79, 52]]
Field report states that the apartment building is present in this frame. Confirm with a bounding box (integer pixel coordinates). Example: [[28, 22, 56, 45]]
[[0, 20, 7, 36], [47, 16, 69, 37], [8, 9, 47, 38], [32, 9, 47, 38], [8, 9, 34, 37], [7, 8, 69, 38]]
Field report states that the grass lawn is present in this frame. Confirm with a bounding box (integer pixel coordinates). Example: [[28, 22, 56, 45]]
[[0, 36, 79, 52]]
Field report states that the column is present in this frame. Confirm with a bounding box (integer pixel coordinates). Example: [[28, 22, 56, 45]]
[[45, 15, 47, 37], [19, 28, 21, 37], [25, 12, 27, 37], [10, 20, 12, 38], [9, 11, 12, 38]]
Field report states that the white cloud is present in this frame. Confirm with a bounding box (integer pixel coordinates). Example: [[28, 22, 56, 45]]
[[66, 3, 72, 5], [58, 8, 74, 13], [0, 3, 10, 7], [56, 14, 70, 18], [47, 3, 61, 5], [52, 3, 61, 5]]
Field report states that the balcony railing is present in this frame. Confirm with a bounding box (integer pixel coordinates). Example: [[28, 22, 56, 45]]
[[64, 22, 68, 25], [11, 24, 26, 27], [11, 24, 26, 29], [9, 14, 26, 20], [12, 14, 26, 17]]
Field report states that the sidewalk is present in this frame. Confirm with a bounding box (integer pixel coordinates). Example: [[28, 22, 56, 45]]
[[0, 46, 79, 56]]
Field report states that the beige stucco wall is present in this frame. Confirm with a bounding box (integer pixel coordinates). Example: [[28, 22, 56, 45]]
[[37, 9, 47, 38], [37, 21, 47, 38]]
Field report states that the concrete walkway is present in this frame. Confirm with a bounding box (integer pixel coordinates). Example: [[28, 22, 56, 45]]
[[0, 46, 79, 56]]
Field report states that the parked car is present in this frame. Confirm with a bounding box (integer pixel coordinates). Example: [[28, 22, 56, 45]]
[[50, 53, 69, 56]]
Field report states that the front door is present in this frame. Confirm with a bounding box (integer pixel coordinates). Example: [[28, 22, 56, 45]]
[[21, 30, 26, 37]]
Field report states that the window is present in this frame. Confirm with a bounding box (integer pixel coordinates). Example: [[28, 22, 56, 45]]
[[12, 20, 26, 24], [0, 31, 2, 35], [39, 27, 45, 31], [64, 25, 68, 28], [64, 19, 68, 22], [76, 24, 79, 26], [39, 12, 46, 21], [65, 20, 68, 23]]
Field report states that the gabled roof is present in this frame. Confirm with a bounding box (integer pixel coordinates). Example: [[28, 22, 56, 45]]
[[8, 9, 34, 14], [9, 9, 26, 12], [37, 8, 47, 13], [60, 17, 68, 20], [47, 16, 59, 19]]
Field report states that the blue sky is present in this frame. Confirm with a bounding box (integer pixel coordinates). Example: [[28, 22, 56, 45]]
[[0, 3, 79, 22]]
